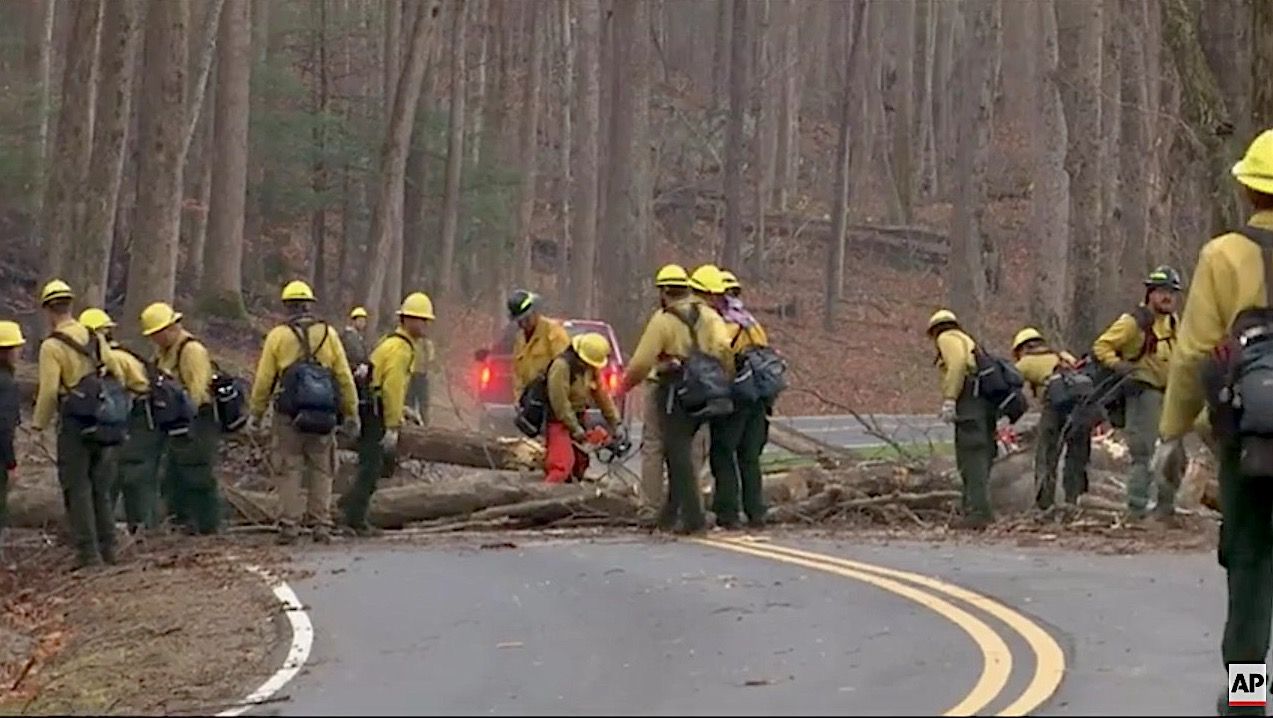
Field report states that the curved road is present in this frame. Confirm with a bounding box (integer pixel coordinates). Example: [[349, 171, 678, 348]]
[[264, 533, 1225, 716]]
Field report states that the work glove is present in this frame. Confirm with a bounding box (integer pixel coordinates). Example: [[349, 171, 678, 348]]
[[1113, 361, 1136, 377], [340, 415, 361, 439], [1150, 437, 1183, 477], [938, 399, 957, 424], [245, 415, 262, 434], [381, 428, 400, 453], [571, 428, 589, 444], [611, 424, 629, 447], [403, 406, 423, 426], [353, 362, 371, 382]]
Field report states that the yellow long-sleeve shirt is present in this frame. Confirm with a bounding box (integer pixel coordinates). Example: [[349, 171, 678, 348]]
[[934, 329, 976, 401], [728, 322, 770, 357], [158, 329, 215, 408], [546, 355, 621, 436], [110, 345, 151, 395], [249, 319, 358, 419], [369, 330, 418, 429], [1092, 308, 1176, 389], [512, 316, 570, 400], [1014, 350, 1077, 394], [1161, 210, 1273, 438], [621, 297, 732, 391], [33, 319, 127, 430]]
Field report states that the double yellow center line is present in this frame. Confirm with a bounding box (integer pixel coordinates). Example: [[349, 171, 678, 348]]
[[695, 536, 1066, 717]]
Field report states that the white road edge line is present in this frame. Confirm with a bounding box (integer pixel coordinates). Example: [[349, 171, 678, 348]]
[[217, 564, 314, 717]]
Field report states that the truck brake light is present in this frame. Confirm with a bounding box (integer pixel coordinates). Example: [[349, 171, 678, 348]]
[[479, 364, 492, 391]]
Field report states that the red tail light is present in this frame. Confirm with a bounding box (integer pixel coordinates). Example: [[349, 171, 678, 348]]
[[605, 366, 620, 394], [479, 364, 492, 391]]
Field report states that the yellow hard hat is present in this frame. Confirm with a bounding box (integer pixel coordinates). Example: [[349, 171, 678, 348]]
[[572, 332, 611, 368], [40, 279, 74, 305], [79, 308, 116, 331], [720, 270, 741, 291], [398, 292, 436, 320], [0, 321, 25, 348], [281, 280, 316, 302], [140, 302, 182, 336], [349, 306, 368, 320], [654, 264, 690, 288], [1233, 129, 1273, 195], [688, 264, 725, 294], [1012, 327, 1045, 351], [927, 309, 958, 331]]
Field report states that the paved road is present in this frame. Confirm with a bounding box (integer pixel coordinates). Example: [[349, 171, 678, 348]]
[[271, 534, 1228, 716], [773, 414, 953, 449]]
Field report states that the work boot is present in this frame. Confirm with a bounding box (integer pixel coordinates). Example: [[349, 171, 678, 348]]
[[953, 514, 992, 531], [276, 524, 298, 546], [716, 513, 743, 531], [746, 517, 767, 531], [100, 546, 117, 566], [311, 525, 332, 544], [72, 554, 103, 572], [355, 525, 383, 538]]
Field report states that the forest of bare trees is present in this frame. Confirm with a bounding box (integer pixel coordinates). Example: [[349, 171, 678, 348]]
[[3, 0, 1273, 350]]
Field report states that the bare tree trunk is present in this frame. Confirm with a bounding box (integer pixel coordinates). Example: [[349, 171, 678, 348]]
[[892, 0, 916, 221], [557, 0, 574, 300], [569, 0, 600, 316], [823, 1, 865, 332], [935, 2, 960, 201], [361, 0, 437, 325], [721, 0, 747, 270], [1118, 0, 1149, 307], [947, 0, 997, 330], [68, 0, 141, 308], [30, 0, 56, 208], [600, 0, 650, 343], [1029, 0, 1070, 339], [917, 0, 938, 199], [310, 0, 331, 305], [1097, 0, 1122, 323], [384, 0, 402, 109], [751, 0, 774, 278], [437, 0, 467, 297], [180, 0, 224, 164], [42, 0, 101, 278], [711, 0, 730, 111], [402, 40, 437, 292], [469, 0, 489, 166], [1057, 0, 1103, 349], [1256, 0, 1273, 129], [182, 92, 214, 287], [122, 0, 188, 335], [1200, 0, 1252, 145], [513, 2, 544, 286], [772, 0, 799, 211]]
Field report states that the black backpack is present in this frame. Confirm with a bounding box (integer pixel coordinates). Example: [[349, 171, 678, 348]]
[[515, 374, 551, 438], [667, 305, 734, 418], [275, 320, 341, 434], [173, 336, 248, 433], [118, 345, 196, 435], [730, 327, 788, 403], [970, 344, 1027, 421], [50, 330, 131, 446], [1209, 226, 1273, 475]]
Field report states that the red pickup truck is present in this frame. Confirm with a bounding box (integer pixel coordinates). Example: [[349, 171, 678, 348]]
[[473, 319, 630, 434]]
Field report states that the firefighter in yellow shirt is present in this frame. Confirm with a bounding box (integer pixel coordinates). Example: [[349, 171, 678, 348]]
[[1155, 130, 1273, 705], [248, 281, 359, 544], [620, 267, 731, 534], [32, 281, 128, 568], [508, 289, 570, 401], [928, 309, 995, 528], [1093, 266, 1184, 518], [1011, 327, 1092, 510], [543, 333, 623, 483], [342, 293, 434, 536], [638, 264, 692, 512], [140, 301, 222, 535], [80, 308, 156, 533]]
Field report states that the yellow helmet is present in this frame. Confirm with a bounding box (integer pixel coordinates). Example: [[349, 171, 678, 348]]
[[349, 306, 368, 320], [720, 270, 741, 292], [1012, 327, 1045, 351], [654, 264, 690, 288], [1233, 129, 1273, 195], [688, 264, 725, 294], [79, 308, 116, 332], [281, 280, 316, 302], [40, 279, 74, 305], [398, 292, 436, 320], [572, 332, 611, 368], [140, 302, 182, 336], [927, 309, 958, 331], [0, 321, 25, 348]]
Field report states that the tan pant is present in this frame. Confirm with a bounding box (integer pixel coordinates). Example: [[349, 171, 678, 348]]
[[639, 384, 710, 509], [273, 416, 336, 527]]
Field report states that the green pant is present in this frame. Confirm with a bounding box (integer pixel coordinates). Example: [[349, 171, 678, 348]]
[[166, 408, 221, 534], [0, 464, 8, 534], [954, 388, 996, 521], [1217, 439, 1273, 715], [657, 383, 706, 532], [1125, 386, 1184, 514], [58, 419, 118, 564], [116, 404, 163, 531], [709, 400, 768, 525], [1034, 404, 1093, 508], [344, 409, 385, 529]]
